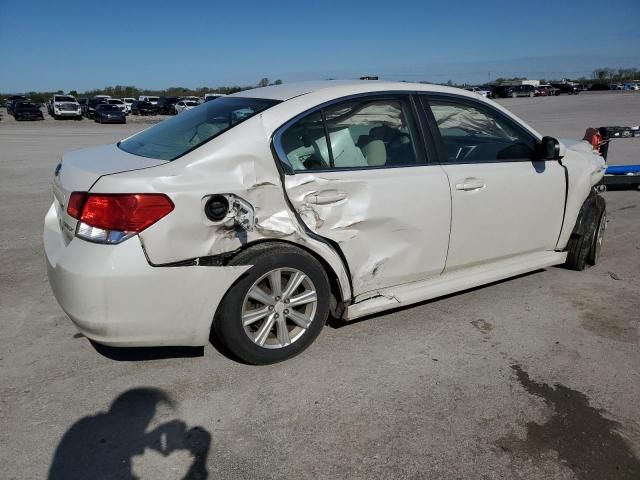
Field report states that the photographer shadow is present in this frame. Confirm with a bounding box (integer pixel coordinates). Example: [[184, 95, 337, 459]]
[[48, 388, 210, 480]]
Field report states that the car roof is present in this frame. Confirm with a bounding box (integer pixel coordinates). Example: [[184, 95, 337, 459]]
[[230, 80, 478, 101]]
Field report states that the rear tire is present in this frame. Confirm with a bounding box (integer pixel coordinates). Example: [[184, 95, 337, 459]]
[[213, 243, 330, 364]]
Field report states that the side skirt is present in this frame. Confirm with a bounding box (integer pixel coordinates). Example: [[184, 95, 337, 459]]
[[344, 251, 567, 320]]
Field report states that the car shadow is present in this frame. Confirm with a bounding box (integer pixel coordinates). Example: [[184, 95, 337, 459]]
[[328, 269, 544, 329], [90, 341, 204, 361], [48, 388, 211, 479]]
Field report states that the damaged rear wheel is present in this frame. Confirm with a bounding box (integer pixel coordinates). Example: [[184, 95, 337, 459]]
[[213, 243, 330, 364]]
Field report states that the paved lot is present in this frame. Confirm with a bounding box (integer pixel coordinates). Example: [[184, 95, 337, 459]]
[[1, 92, 639, 479]]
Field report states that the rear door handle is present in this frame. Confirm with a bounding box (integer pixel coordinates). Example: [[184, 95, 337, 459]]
[[455, 178, 486, 191], [306, 190, 347, 205]]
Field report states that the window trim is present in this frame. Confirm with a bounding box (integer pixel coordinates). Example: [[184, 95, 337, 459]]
[[272, 91, 429, 174], [419, 93, 541, 165]]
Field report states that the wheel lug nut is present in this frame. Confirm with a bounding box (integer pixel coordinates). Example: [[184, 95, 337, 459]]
[[284, 309, 289, 314], [268, 306, 274, 311], [274, 313, 279, 318], [284, 299, 289, 304], [275, 296, 281, 301]]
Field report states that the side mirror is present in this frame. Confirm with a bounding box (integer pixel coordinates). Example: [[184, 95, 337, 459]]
[[537, 136, 562, 160]]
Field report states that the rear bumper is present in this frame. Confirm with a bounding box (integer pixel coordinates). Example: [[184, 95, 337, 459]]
[[44, 203, 250, 347], [98, 116, 126, 123]]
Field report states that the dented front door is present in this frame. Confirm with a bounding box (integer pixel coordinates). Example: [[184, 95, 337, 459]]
[[284, 167, 451, 296]]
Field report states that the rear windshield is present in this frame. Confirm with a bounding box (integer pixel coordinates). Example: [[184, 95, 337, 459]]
[[55, 96, 76, 102], [119, 97, 279, 161]]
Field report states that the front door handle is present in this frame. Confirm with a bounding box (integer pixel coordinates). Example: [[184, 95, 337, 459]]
[[455, 177, 486, 191], [306, 190, 347, 205]]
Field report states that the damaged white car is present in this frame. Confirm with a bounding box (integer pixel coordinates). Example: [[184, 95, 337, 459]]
[[45, 81, 607, 364]]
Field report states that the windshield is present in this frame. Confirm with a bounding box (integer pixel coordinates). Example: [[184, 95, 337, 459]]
[[55, 96, 76, 102], [101, 105, 121, 111], [16, 103, 38, 110], [119, 97, 279, 161], [108, 99, 123, 104]]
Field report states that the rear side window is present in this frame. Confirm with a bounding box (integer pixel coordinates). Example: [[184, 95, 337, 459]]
[[278, 96, 422, 171], [119, 97, 279, 161], [425, 98, 535, 163]]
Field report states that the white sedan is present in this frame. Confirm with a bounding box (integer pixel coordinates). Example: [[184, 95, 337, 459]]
[[45, 81, 607, 364], [174, 100, 199, 114]]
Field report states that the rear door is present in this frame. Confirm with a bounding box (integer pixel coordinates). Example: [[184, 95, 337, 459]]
[[420, 94, 566, 271], [275, 94, 452, 296]]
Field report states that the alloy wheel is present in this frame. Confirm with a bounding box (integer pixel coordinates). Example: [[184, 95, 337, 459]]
[[241, 268, 318, 349]]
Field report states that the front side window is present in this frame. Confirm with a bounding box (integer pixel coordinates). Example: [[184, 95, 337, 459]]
[[425, 98, 535, 163], [119, 97, 279, 161], [279, 96, 422, 171]]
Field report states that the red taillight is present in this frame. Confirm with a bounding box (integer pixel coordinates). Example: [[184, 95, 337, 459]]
[[79, 194, 174, 232], [67, 192, 87, 219]]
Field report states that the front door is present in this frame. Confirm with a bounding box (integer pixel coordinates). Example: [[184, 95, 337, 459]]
[[275, 94, 452, 296], [421, 95, 566, 271]]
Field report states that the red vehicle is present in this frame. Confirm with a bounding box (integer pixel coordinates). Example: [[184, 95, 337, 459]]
[[535, 86, 549, 96]]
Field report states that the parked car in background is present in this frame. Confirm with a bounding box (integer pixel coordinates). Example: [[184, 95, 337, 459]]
[[464, 86, 491, 98], [45, 81, 607, 364], [535, 85, 552, 96], [94, 95, 111, 100], [503, 85, 537, 98], [6, 95, 29, 114], [490, 85, 510, 98], [204, 93, 226, 102], [624, 83, 639, 91], [78, 98, 88, 112], [156, 96, 179, 115], [179, 96, 201, 104], [107, 98, 128, 114], [174, 100, 199, 113], [123, 98, 136, 110], [130, 100, 157, 116], [48, 95, 82, 119], [13, 102, 44, 121], [139, 95, 160, 105], [84, 97, 108, 118], [551, 82, 579, 94], [93, 104, 126, 124]]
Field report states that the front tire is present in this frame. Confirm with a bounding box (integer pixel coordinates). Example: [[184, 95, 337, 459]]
[[565, 193, 606, 270], [213, 243, 330, 364], [587, 209, 606, 265]]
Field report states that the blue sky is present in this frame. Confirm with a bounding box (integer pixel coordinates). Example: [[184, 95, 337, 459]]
[[0, 0, 638, 92]]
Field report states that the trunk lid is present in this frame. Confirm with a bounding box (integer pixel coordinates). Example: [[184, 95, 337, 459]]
[[53, 143, 168, 243]]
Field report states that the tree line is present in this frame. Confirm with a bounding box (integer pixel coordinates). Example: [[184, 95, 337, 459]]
[[1, 78, 283, 104]]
